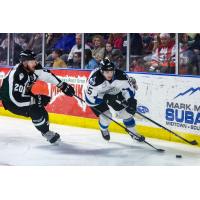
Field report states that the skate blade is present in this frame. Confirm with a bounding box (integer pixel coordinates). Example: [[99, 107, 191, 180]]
[[51, 138, 61, 145]]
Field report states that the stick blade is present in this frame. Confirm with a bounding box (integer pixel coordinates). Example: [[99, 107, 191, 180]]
[[190, 140, 198, 145], [157, 149, 165, 152]]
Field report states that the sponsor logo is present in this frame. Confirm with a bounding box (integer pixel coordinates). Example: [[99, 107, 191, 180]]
[[89, 77, 96, 86], [19, 73, 24, 80], [137, 106, 149, 114], [48, 75, 87, 111], [174, 87, 200, 99], [165, 87, 200, 131]]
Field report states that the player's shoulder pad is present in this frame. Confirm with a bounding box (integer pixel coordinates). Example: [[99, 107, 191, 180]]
[[14, 64, 26, 80], [115, 69, 128, 80], [88, 69, 105, 86]]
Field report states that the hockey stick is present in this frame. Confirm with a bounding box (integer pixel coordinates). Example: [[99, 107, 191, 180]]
[[136, 111, 198, 145], [73, 94, 165, 152], [124, 78, 197, 145], [119, 100, 198, 145]]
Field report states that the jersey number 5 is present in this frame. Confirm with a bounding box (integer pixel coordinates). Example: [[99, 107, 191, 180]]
[[87, 87, 93, 95]]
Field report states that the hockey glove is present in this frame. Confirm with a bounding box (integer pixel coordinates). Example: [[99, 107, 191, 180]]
[[103, 93, 125, 105], [128, 77, 138, 90], [57, 82, 75, 97], [103, 94, 112, 104], [34, 95, 51, 107], [103, 94, 125, 111], [125, 98, 137, 115]]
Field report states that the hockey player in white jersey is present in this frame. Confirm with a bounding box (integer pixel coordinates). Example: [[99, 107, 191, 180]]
[[0, 50, 75, 144], [84, 58, 145, 142]]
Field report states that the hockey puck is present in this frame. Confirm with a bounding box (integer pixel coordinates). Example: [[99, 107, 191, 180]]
[[176, 155, 182, 158]]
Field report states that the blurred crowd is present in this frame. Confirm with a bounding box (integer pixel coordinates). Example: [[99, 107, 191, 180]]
[[0, 33, 200, 75], [179, 33, 200, 75]]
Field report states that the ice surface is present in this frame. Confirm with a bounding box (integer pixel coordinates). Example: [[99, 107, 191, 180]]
[[0, 116, 200, 166]]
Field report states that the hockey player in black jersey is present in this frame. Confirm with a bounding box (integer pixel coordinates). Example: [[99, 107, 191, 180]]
[[0, 50, 75, 144], [84, 58, 145, 142]]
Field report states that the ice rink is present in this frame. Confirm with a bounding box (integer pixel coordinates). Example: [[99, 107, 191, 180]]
[[0, 116, 200, 166]]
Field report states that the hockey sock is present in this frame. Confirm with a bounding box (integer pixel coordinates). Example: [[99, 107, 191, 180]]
[[99, 110, 112, 131], [123, 117, 138, 135], [29, 105, 49, 134]]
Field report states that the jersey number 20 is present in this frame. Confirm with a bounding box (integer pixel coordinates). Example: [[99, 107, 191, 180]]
[[14, 84, 24, 93]]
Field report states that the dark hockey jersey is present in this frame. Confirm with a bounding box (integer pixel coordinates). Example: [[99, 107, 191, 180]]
[[0, 63, 61, 107], [84, 68, 135, 107]]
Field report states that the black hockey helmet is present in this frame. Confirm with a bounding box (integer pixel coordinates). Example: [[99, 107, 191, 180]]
[[99, 58, 115, 71], [19, 50, 36, 62]]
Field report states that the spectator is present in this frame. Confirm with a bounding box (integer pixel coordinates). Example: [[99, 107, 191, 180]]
[[111, 49, 122, 61], [0, 37, 8, 64], [14, 34, 30, 50], [46, 33, 62, 55], [53, 33, 75, 54], [68, 33, 90, 63], [188, 33, 200, 74], [92, 35, 105, 62], [179, 49, 197, 75], [190, 34, 200, 51], [13, 43, 23, 65], [104, 42, 113, 59], [142, 33, 154, 54], [130, 56, 145, 72], [115, 54, 126, 71], [27, 33, 43, 54], [0, 47, 7, 65], [52, 49, 67, 68], [0, 37, 8, 50], [108, 33, 124, 51], [152, 34, 161, 53], [179, 33, 191, 51], [1, 37, 23, 65], [150, 33, 176, 74], [0, 34, 7, 45], [70, 52, 81, 68], [131, 33, 143, 55], [111, 49, 126, 71], [85, 33, 109, 48], [143, 34, 160, 63], [84, 49, 98, 69]]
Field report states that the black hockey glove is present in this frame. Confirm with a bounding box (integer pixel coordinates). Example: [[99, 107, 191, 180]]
[[103, 94, 112, 104], [103, 93, 125, 105], [57, 82, 75, 97], [34, 95, 51, 107], [103, 94, 125, 111], [125, 98, 137, 115]]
